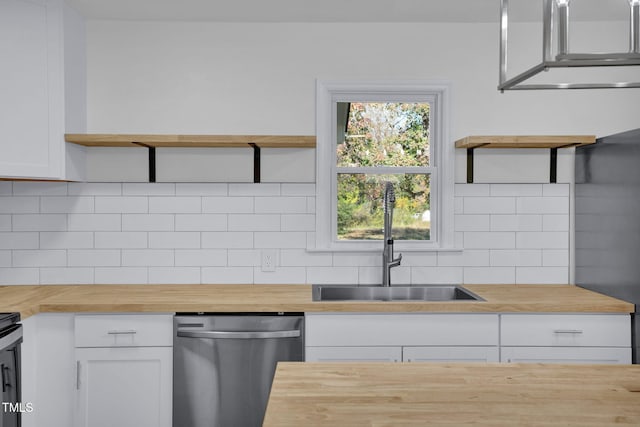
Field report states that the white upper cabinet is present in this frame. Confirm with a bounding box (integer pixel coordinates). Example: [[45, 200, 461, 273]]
[[0, 0, 85, 180]]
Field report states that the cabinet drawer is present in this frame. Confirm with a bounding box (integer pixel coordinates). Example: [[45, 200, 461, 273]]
[[500, 314, 630, 347], [403, 346, 499, 363], [501, 346, 631, 364], [75, 314, 173, 348], [306, 314, 499, 347], [306, 346, 402, 362]]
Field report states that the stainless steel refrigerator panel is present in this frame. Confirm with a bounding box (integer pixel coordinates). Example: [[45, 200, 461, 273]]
[[173, 314, 304, 427], [576, 128, 640, 363]]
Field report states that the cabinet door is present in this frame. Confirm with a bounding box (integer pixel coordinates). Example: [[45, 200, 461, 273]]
[[501, 347, 631, 364], [306, 346, 402, 362], [75, 347, 172, 427], [0, 0, 64, 179], [403, 346, 499, 363]]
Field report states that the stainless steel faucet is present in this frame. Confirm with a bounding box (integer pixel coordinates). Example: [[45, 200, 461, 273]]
[[382, 182, 402, 287]]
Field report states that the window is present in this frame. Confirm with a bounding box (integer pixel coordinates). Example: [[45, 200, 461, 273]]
[[315, 80, 454, 252]]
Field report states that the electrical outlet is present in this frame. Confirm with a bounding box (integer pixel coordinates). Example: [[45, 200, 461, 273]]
[[261, 250, 277, 272]]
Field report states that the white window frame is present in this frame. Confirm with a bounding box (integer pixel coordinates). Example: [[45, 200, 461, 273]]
[[314, 80, 455, 252]]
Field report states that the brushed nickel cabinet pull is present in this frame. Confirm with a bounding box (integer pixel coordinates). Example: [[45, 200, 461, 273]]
[[553, 329, 584, 334], [76, 361, 81, 390], [107, 330, 137, 335]]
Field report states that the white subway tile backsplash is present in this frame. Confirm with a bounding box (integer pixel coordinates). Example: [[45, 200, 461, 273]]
[[516, 197, 568, 214], [454, 184, 490, 197], [464, 232, 515, 249], [0, 174, 574, 286], [39, 268, 93, 284], [306, 266, 358, 285], [12, 214, 67, 231], [464, 267, 516, 284], [255, 197, 307, 214], [40, 197, 94, 214], [68, 250, 121, 267], [490, 215, 542, 232], [0, 182, 12, 195], [149, 267, 200, 284], [175, 214, 227, 231], [68, 183, 122, 196], [175, 183, 228, 196], [0, 232, 39, 249], [0, 251, 11, 267], [542, 215, 570, 231], [0, 215, 10, 231], [122, 249, 174, 267], [228, 214, 279, 232], [254, 232, 307, 249], [542, 183, 570, 197], [229, 183, 280, 197], [13, 182, 67, 196], [454, 214, 490, 231], [123, 183, 175, 196], [227, 249, 260, 267], [516, 232, 568, 249], [516, 267, 569, 284], [175, 249, 226, 267], [411, 266, 463, 284], [122, 214, 175, 231], [464, 197, 516, 214], [281, 215, 315, 232], [149, 232, 200, 249], [95, 267, 147, 284], [542, 249, 570, 267], [202, 232, 253, 249], [202, 267, 253, 284], [438, 250, 489, 267], [0, 197, 39, 214], [149, 197, 201, 213], [202, 197, 254, 214], [280, 249, 332, 267], [281, 184, 315, 196], [490, 250, 542, 267], [68, 214, 121, 231], [13, 250, 66, 267], [95, 197, 148, 213], [333, 253, 380, 267], [255, 267, 306, 284], [0, 268, 39, 285], [400, 252, 438, 267], [490, 184, 542, 197], [40, 232, 93, 249], [95, 232, 147, 249]]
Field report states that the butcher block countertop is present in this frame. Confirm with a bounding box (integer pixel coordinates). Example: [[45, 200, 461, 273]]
[[0, 284, 633, 319], [263, 362, 640, 426]]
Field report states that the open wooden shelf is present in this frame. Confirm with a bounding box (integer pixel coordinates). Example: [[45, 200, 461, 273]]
[[65, 134, 316, 148], [456, 135, 597, 184], [455, 135, 596, 149]]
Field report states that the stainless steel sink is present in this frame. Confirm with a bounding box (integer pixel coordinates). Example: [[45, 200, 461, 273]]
[[312, 285, 484, 302]]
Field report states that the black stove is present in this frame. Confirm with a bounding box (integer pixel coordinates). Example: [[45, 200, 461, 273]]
[[0, 312, 22, 427]]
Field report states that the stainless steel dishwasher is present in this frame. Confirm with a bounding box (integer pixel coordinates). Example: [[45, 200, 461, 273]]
[[173, 313, 304, 427]]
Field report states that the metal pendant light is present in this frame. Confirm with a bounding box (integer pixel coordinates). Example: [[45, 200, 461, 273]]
[[498, 0, 640, 90]]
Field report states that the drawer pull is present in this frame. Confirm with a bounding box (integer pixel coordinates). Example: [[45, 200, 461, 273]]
[[553, 329, 583, 334], [107, 330, 137, 335]]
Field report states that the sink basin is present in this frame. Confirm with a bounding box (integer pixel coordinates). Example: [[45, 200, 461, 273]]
[[312, 285, 484, 302]]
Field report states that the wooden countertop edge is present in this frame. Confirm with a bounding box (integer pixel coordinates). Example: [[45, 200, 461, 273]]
[[2, 284, 634, 319]]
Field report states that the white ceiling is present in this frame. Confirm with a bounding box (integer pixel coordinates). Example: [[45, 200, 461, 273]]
[[66, 0, 630, 23]]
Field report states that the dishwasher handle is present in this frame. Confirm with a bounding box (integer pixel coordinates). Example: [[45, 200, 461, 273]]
[[177, 329, 301, 339]]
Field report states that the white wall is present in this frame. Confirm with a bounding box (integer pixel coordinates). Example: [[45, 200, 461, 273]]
[[85, 21, 638, 137]]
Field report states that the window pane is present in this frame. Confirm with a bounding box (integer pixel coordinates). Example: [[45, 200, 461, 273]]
[[337, 102, 430, 167], [337, 173, 431, 241]]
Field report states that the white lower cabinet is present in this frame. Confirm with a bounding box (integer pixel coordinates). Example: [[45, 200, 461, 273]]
[[305, 314, 500, 363], [500, 314, 631, 364], [74, 314, 173, 427]]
